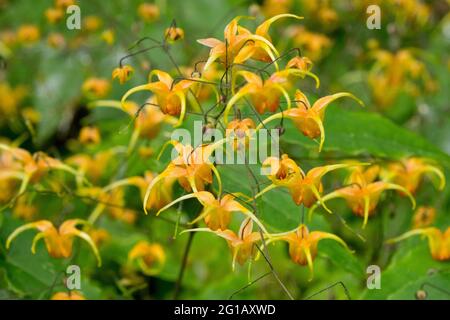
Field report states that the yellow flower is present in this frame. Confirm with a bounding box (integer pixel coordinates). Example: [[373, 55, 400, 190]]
[[387, 227, 450, 261], [383, 157, 445, 194], [310, 165, 416, 228], [137, 3, 160, 22], [6, 219, 101, 266], [101, 29, 115, 45], [78, 126, 101, 145], [82, 78, 111, 99], [224, 69, 319, 123], [128, 241, 166, 275], [51, 291, 85, 300], [13, 195, 37, 221], [197, 15, 299, 70], [17, 25, 40, 44], [268, 224, 352, 280], [143, 141, 224, 214], [47, 32, 65, 48], [165, 27, 184, 42], [412, 206, 436, 229], [259, 90, 363, 152], [112, 65, 134, 84], [45, 7, 64, 24], [157, 191, 268, 232], [226, 118, 255, 150], [55, 0, 76, 9], [181, 217, 268, 270], [258, 154, 363, 210], [0, 82, 27, 117], [288, 26, 332, 61], [0, 144, 82, 199], [83, 15, 102, 32], [121, 70, 195, 126]]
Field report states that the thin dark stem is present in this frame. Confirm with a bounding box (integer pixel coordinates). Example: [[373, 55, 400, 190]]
[[173, 228, 195, 299]]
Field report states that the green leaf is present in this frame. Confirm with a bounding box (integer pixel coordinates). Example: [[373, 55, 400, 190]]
[[360, 241, 450, 300]]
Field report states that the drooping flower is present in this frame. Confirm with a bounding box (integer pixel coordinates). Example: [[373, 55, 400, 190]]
[[383, 157, 445, 194], [16, 25, 40, 44], [181, 217, 269, 270], [82, 78, 111, 99], [310, 165, 416, 228], [78, 126, 101, 145], [51, 291, 86, 300], [197, 15, 301, 70], [157, 191, 268, 232], [6, 219, 101, 266], [0, 144, 83, 200], [412, 206, 436, 229], [143, 141, 225, 214], [387, 227, 450, 261], [112, 65, 134, 84], [165, 27, 184, 42], [268, 224, 352, 279], [226, 118, 255, 150], [121, 70, 195, 126], [258, 89, 363, 152], [128, 241, 166, 275], [137, 3, 160, 22], [258, 154, 362, 211]]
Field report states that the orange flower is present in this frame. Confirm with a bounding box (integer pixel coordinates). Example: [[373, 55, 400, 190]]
[[259, 89, 363, 152], [78, 126, 101, 145], [197, 15, 290, 70], [128, 241, 166, 275], [157, 191, 268, 232], [165, 27, 184, 42], [82, 78, 111, 99], [412, 206, 436, 229], [112, 65, 134, 84], [51, 291, 85, 300], [310, 165, 416, 228], [181, 217, 268, 269], [383, 157, 445, 194], [268, 224, 352, 279], [121, 70, 195, 126], [226, 118, 255, 150], [137, 3, 160, 22], [16, 25, 40, 44], [6, 219, 101, 266], [0, 144, 82, 199], [258, 154, 362, 210], [143, 141, 226, 214], [45, 7, 64, 24], [387, 227, 450, 261]]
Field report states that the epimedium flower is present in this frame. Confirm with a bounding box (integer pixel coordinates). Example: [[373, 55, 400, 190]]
[[143, 140, 227, 214], [224, 68, 318, 123], [181, 217, 269, 270], [197, 14, 299, 70], [310, 165, 416, 228], [51, 291, 85, 300], [165, 27, 185, 42], [0, 144, 83, 201], [387, 227, 450, 261], [412, 206, 436, 229], [6, 219, 102, 266], [121, 70, 195, 126], [156, 190, 268, 232], [267, 224, 352, 280], [128, 241, 166, 276], [382, 157, 445, 194], [82, 77, 111, 99], [258, 89, 364, 152], [258, 154, 363, 211], [112, 65, 134, 84], [226, 118, 256, 150], [78, 126, 101, 145], [137, 3, 160, 23]]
